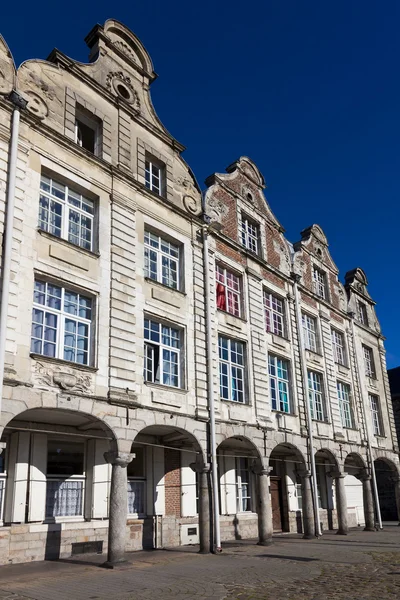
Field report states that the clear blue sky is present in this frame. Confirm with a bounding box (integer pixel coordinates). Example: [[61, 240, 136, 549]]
[[2, 1, 400, 367]]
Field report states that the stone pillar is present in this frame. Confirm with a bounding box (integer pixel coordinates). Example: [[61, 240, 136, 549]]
[[300, 471, 315, 539], [358, 470, 375, 532], [257, 468, 273, 546], [190, 460, 211, 554], [103, 451, 134, 568], [392, 475, 400, 526], [331, 471, 348, 535]]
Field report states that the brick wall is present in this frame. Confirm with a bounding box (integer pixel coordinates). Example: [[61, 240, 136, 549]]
[[164, 449, 181, 517]]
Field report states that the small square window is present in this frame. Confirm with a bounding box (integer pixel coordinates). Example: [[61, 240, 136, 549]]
[[75, 105, 102, 156], [145, 155, 165, 196]]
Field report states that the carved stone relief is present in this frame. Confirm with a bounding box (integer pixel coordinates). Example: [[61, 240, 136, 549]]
[[206, 196, 229, 222], [106, 71, 140, 110], [33, 361, 93, 393], [24, 91, 48, 120]]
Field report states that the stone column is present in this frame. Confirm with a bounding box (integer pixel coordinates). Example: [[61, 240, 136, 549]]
[[392, 475, 400, 526], [103, 451, 134, 568], [357, 469, 375, 532], [300, 471, 315, 539], [257, 468, 273, 546], [190, 460, 211, 554], [331, 471, 348, 535]]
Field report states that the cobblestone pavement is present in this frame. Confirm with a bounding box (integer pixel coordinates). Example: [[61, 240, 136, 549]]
[[1, 525, 400, 600]]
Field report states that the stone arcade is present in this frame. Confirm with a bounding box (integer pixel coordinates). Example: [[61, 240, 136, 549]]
[[0, 20, 398, 565]]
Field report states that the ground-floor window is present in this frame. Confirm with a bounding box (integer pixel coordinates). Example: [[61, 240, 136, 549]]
[[236, 458, 252, 512], [127, 446, 146, 516], [46, 440, 85, 518]]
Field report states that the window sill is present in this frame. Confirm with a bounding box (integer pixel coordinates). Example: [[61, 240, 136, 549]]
[[220, 398, 248, 405], [30, 353, 98, 373], [144, 381, 188, 394], [145, 277, 186, 296], [38, 229, 100, 258], [217, 308, 246, 322]]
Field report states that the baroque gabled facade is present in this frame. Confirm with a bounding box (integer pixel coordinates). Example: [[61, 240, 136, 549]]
[[0, 20, 398, 565]]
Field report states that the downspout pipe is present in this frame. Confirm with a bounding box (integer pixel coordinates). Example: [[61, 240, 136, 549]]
[[290, 246, 322, 537], [349, 314, 382, 530], [0, 91, 27, 418], [201, 214, 221, 552]]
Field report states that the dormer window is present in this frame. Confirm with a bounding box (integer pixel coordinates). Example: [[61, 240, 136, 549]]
[[312, 266, 327, 299], [357, 301, 368, 326], [145, 155, 165, 196], [241, 215, 260, 255], [75, 104, 102, 156]]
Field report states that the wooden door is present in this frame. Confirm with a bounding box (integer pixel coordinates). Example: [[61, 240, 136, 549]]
[[270, 477, 283, 532]]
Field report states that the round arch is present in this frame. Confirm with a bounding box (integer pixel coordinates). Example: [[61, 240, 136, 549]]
[[374, 457, 400, 521]]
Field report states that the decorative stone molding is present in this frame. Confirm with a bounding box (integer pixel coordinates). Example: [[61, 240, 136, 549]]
[[33, 361, 93, 392], [207, 196, 228, 222], [24, 91, 48, 120], [106, 71, 140, 110]]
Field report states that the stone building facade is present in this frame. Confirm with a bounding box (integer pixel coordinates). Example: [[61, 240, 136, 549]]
[[0, 19, 398, 565]]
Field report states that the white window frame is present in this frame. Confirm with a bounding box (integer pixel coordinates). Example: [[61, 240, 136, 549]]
[[144, 318, 183, 388], [241, 215, 260, 255], [307, 370, 325, 421], [264, 291, 285, 337], [31, 280, 93, 366], [268, 354, 291, 413], [219, 336, 246, 403], [0, 449, 7, 524], [363, 345, 376, 378], [337, 381, 353, 428], [145, 157, 165, 196], [357, 301, 368, 326], [236, 457, 253, 513], [369, 393, 383, 436], [127, 447, 146, 517], [313, 267, 327, 299], [39, 175, 95, 251], [74, 105, 102, 156], [331, 329, 346, 365], [302, 313, 318, 353], [144, 230, 181, 290], [216, 265, 242, 317]]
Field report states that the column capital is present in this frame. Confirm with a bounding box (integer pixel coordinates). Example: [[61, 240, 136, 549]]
[[257, 467, 273, 477], [190, 460, 210, 474], [104, 451, 135, 468], [329, 470, 346, 479], [355, 468, 371, 482], [298, 469, 312, 479]]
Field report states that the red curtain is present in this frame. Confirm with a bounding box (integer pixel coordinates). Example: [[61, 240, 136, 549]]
[[216, 283, 226, 310]]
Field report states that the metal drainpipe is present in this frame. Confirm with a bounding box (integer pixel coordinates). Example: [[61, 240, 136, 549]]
[[0, 90, 27, 418], [349, 314, 382, 530], [202, 224, 221, 552], [291, 267, 322, 537]]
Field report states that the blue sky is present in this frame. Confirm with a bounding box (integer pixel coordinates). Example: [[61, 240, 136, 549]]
[[2, 1, 400, 366]]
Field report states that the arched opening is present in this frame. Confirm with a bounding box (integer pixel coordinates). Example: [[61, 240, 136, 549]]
[[269, 443, 306, 534], [131, 425, 203, 550], [344, 453, 367, 527], [374, 458, 399, 521], [315, 449, 339, 532], [217, 436, 260, 541], [0, 407, 116, 560]]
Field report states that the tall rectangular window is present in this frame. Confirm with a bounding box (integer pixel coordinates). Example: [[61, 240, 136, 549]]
[[31, 281, 92, 365], [219, 336, 245, 403], [144, 231, 180, 290], [313, 267, 327, 299], [363, 345, 376, 378], [369, 394, 383, 436], [302, 313, 318, 353], [337, 381, 352, 428], [241, 215, 260, 255], [145, 157, 165, 196], [46, 441, 85, 518], [264, 291, 285, 337], [236, 458, 252, 512], [144, 319, 182, 388], [331, 329, 346, 365], [38, 176, 95, 251], [307, 370, 325, 421], [268, 354, 291, 413], [216, 265, 242, 317], [75, 104, 102, 156], [127, 446, 146, 516], [357, 301, 368, 326]]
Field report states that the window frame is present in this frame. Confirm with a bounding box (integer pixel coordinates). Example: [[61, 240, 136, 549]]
[[369, 393, 383, 437], [337, 381, 353, 429], [264, 290, 285, 337], [268, 354, 291, 413], [363, 345, 376, 379], [218, 335, 246, 404], [30, 280, 94, 367], [236, 457, 253, 513], [144, 230, 181, 291], [38, 175, 96, 252], [241, 214, 260, 255], [145, 155, 166, 197], [302, 313, 318, 353], [143, 317, 184, 389], [331, 329, 346, 366], [357, 301, 369, 326], [307, 370, 325, 422], [74, 104, 102, 157], [215, 264, 242, 318], [312, 266, 327, 299], [127, 446, 146, 517]]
